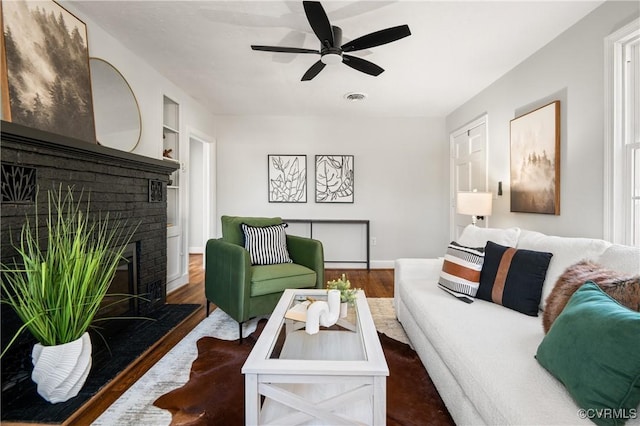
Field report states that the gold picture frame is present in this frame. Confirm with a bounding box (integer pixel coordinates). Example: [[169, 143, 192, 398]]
[[510, 101, 560, 215]]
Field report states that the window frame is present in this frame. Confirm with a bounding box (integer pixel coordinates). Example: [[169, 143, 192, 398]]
[[604, 18, 640, 246]]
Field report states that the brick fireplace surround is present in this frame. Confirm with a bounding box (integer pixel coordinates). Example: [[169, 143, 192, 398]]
[[1, 120, 179, 369]]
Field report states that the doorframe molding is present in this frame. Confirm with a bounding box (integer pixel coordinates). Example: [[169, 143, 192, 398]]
[[449, 114, 489, 240]]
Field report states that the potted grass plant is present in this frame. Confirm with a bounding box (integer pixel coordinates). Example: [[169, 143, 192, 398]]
[[1, 185, 138, 403]]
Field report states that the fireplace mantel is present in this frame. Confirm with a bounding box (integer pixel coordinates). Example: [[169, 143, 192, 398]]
[[1, 120, 176, 175]]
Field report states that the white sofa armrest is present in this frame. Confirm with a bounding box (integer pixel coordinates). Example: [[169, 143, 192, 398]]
[[395, 258, 444, 281], [394, 258, 444, 310]]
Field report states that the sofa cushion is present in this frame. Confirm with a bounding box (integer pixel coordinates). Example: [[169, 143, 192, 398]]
[[536, 282, 640, 426], [457, 225, 520, 248], [438, 241, 484, 301], [598, 244, 640, 275], [221, 215, 283, 246], [517, 230, 611, 310], [241, 222, 292, 265], [250, 263, 316, 297], [477, 241, 552, 316]]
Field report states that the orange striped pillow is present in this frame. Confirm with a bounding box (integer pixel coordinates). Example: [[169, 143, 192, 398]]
[[438, 241, 485, 302]]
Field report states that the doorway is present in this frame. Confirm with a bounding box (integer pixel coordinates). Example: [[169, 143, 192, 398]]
[[188, 131, 215, 256]]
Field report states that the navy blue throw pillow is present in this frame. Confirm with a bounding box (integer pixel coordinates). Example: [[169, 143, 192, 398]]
[[477, 241, 553, 316]]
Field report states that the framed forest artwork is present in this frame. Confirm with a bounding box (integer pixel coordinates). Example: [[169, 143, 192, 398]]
[[315, 155, 354, 203], [268, 155, 307, 203], [1, 0, 96, 143], [510, 101, 560, 215]]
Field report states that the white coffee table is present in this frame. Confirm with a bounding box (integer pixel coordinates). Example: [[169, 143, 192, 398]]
[[242, 288, 389, 425]]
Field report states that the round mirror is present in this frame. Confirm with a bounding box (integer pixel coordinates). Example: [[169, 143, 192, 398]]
[[90, 58, 141, 152]]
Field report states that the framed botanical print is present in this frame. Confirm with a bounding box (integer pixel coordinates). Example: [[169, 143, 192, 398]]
[[268, 155, 307, 203], [315, 155, 354, 203], [510, 101, 560, 215]]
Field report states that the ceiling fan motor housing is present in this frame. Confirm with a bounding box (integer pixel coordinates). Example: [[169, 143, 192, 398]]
[[321, 26, 343, 64]]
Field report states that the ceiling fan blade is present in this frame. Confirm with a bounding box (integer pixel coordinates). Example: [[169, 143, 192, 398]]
[[301, 60, 326, 81], [303, 1, 334, 47], [272, 31, 307, 63], [341, 24, 411, 52], [342, 55, 384, 76], [251, 45, 319, 54]]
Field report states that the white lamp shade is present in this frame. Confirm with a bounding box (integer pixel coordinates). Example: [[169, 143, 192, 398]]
[[457, 191, 493, 216]]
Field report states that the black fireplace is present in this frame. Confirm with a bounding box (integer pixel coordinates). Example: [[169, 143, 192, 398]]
[[0, 121, 179, 393]]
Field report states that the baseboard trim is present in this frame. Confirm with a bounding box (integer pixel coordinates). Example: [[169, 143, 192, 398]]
[[167, 274, 189, 294], [324, 260, 395, 269], [371, 260, 395, 269]]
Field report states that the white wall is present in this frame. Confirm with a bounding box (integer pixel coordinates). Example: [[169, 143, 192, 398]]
[[214, 115, 449, 264], [66, 3, 448, 268], [446, 1, 639, 239], [66, 4, 219, 287]]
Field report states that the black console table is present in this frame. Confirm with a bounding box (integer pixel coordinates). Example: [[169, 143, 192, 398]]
[[284, 219, 370, 270]]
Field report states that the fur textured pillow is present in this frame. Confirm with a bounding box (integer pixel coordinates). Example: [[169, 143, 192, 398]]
[[543, 260, 640, 333]]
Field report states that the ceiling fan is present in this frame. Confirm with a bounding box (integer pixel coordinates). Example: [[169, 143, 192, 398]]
[[251, 1, 411, 81]]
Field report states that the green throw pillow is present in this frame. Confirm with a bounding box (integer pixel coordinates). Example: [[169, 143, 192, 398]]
[[536, 281, 640, 426]]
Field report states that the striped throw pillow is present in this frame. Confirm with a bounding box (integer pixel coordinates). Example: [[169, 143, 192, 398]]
[[241, 223, 293, 265], [438, 241, 485, 302]]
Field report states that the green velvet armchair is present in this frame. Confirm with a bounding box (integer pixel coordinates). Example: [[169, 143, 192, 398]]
[[205, 216, 324, 339]]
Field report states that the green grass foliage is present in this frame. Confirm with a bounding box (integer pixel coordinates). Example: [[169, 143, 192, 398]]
[[1, 186, 138, 355]]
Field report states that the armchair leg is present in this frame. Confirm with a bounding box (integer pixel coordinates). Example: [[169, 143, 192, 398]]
[[206, 300, 210, 317], [239, 321, 243, 344]]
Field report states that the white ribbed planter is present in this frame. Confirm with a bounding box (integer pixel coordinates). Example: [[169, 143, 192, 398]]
[[31, 332, 92, 404]]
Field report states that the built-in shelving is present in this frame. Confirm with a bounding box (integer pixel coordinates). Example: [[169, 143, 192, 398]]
[[163, 95, 182, 285]]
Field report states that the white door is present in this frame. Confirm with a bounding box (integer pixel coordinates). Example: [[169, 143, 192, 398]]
[[450, 116, 488, 239]]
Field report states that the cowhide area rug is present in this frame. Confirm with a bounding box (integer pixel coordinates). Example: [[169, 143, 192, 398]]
[[93, 298, 453, 426]]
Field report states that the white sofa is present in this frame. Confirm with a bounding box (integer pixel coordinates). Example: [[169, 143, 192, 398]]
[[394, 226, 640, 425]]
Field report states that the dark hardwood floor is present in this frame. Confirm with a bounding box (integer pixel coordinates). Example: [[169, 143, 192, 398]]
[[66, 255, 394, 425]]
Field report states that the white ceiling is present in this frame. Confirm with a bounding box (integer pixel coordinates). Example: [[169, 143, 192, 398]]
[[69, 1, 604, 118]]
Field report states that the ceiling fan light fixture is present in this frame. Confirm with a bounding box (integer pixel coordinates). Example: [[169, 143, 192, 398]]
[[344, 92, 367, 102], [321, 52, 343, 65]]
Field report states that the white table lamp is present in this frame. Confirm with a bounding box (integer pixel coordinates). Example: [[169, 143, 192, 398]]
[[457, 191, 493, 226]]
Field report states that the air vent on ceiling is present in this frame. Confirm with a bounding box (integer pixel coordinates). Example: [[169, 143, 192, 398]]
[[344, 92, 367, 102]]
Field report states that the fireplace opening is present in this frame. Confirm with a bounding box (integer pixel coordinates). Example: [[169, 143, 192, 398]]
[[97, 242, 139, 319]]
